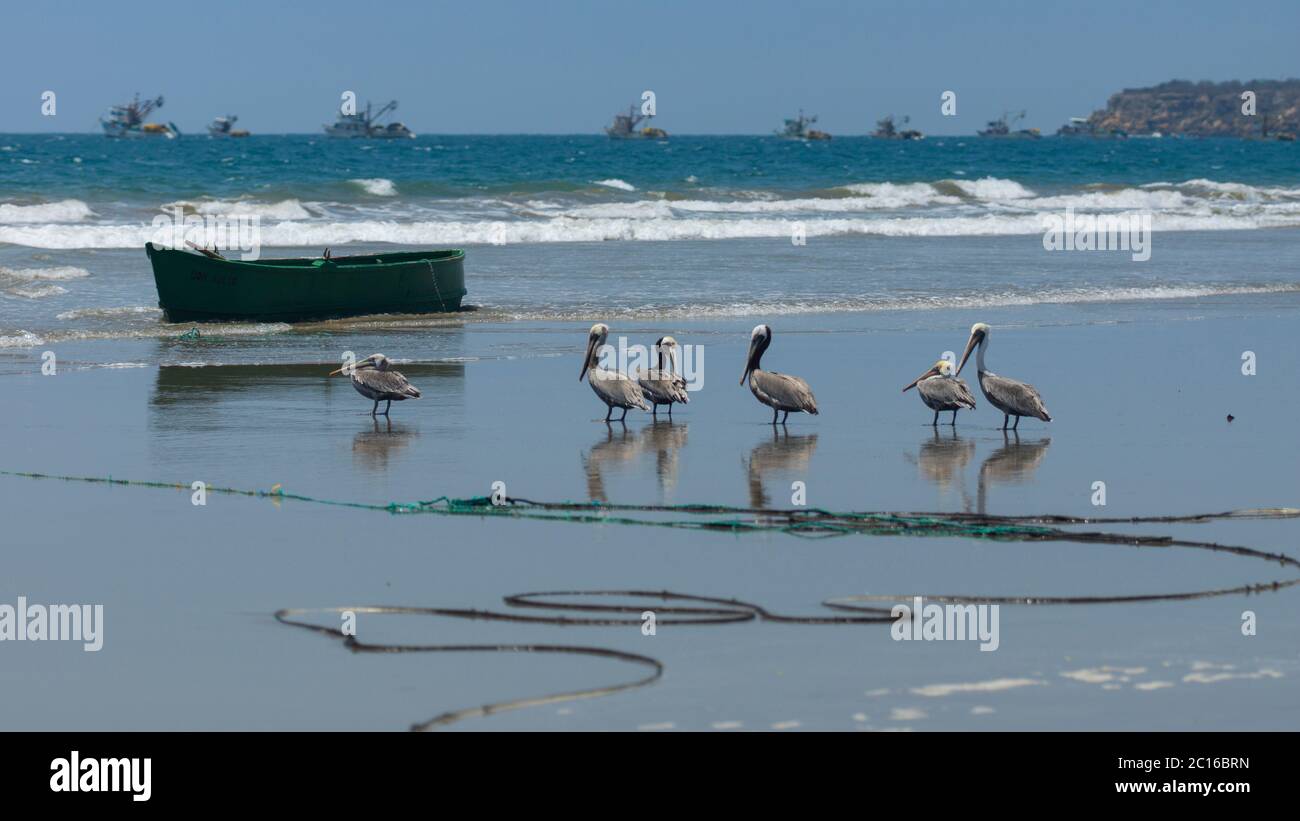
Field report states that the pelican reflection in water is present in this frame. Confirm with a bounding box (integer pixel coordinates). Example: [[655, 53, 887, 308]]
[[641, 420, 690, 496], [744, 428, 818, 508], [905, 428, 976, 505], [582, 421, 689, 501], [977, 432, 1052, 513], [352, 418, 417, 472]]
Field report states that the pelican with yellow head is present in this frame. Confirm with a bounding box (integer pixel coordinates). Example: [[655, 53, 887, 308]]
[[903, 358, 976, 426]]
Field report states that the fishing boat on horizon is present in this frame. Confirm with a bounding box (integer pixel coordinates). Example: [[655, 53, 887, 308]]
[[207, 114, 250, 138], [978, 110, 1040, 139], [872, 114, 923, 140], [324, 100, 416, 139], [604, 103, 668, 139], [145, 244, 466, 322], [775, 110, 830, 140], [100, 94, 180, 139]]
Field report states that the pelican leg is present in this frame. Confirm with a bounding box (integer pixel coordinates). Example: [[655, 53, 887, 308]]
[[772, 408, 779, 425], [932, 410, 939, 427], [1012, 415, 1021, 430], [371, 400, 379, 417], [951, 410, 958, 426], [1001, 413, 1010, 430], [383, 400, 392, 416], [667, 403, 673, 418], [619, 407, 628, 422], [604, 405, 612, 422], [651, 405, 658, 417], [781, 411, 790, 424]]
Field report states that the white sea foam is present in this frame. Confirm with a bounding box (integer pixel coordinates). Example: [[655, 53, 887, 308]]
[[910, 678, 1045, 697], [349, 178, 399, 196], [838, 181, 962, 207], [948, 177, 1035, 199], [0, 199, 94, 224], [0, 330, 45, 347], [0, 265, 91, 281], [56, 306, 162, 321], [5, 206, 1300, 250], [4, 177, 1300, 250], [593, 178, 636, 191], [4, 283, 67, 298], [486, 283, 1300, 322], [163, 198, 315, 220]]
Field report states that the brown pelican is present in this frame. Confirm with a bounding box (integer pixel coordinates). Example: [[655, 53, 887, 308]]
[[638, 336, 690, 417], [902, 359, 977, 425], [740, 325, 819, 424], [956, 323, 1052, 430], [328, 353, 421, 416], [580, 323, 651, 422]]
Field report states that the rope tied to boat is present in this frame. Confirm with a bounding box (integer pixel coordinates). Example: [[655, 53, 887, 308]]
[[426, 259, 447, 312]]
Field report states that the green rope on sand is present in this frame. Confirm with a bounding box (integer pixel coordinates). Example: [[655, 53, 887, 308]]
[[3, 468, 1297, 544]]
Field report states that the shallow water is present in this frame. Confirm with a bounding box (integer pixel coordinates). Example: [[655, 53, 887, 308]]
[[2, 307, 1297, 730], [3, 132, 1298, 729]]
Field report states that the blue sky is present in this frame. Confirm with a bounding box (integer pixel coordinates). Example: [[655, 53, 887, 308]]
[[2, 0, 1296, 134]]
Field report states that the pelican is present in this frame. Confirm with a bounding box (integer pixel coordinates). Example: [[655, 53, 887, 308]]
[[902, 359, 977, 425], [328, 353, 421, 416], [580, 323, 651, 422], [955, 323, 1052, 430], [740, 324, 819, 424], [638, 336, 690, 417]]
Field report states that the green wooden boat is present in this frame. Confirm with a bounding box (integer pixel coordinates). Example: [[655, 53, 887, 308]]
[[145, 243, 467, 322]]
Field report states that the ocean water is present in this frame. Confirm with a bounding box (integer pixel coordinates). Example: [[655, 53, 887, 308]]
[[3, 134, 1300, 363], [2, 134, 1299, 729]]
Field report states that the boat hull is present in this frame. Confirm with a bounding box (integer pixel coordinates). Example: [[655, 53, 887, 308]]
[[146, 244, 467, 323]]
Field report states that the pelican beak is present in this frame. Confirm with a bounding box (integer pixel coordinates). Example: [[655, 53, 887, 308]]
[[955, 330, 982, 377], [740, 338, 758, 385], [903, 366, 940, 392], [328, 367, 344, 376], [579, 335, 597, 381]]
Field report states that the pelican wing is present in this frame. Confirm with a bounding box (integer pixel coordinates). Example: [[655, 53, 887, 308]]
[[589, 368, 651, 410], [979, 372, 1051, 421], [355, 368, 421, 400], [638, 369, 690, 405], [918, 377, 977, 411], [750, 369, 819, 414]]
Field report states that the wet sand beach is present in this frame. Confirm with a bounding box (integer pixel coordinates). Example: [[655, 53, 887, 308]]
[[2, 303, 1298, 730]]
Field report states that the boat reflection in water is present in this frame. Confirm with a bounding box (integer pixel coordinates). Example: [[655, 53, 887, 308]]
[[744, 429, 818, 509], [906, 428, 976, 509], [582, 421, 689, 502], [977, 432, 1051, 514]]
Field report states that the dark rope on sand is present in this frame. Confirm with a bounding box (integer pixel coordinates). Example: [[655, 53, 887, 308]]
[[274, 591, 894, 730], [5, 469, 1298, 728]]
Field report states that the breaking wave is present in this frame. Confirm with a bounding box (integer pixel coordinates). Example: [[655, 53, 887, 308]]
[[0, 199, 95, 224], [349, 178, 399, 196], [593, 178, 636, 191], [3, 178, 1299, 249]]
